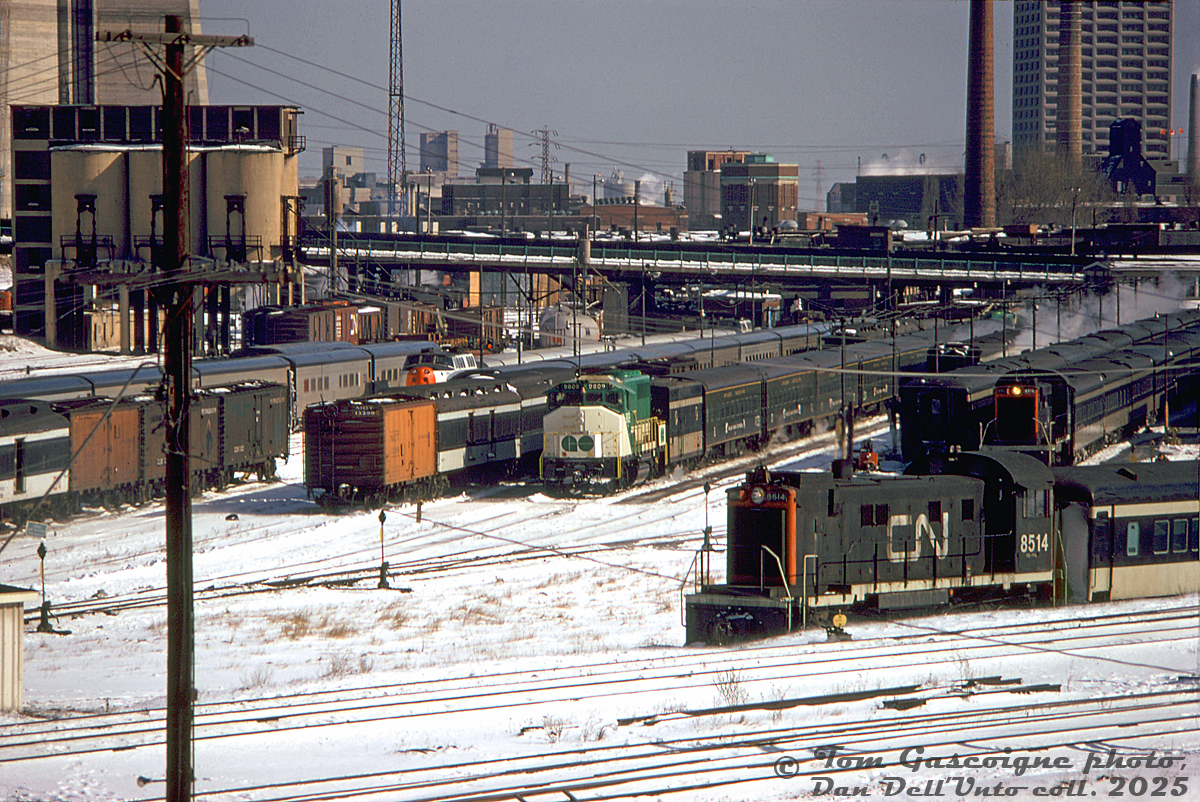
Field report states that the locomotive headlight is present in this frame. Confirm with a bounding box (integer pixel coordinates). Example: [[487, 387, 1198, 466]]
[[750, 487, 766, 504], [1011, 386, 1023, 396]]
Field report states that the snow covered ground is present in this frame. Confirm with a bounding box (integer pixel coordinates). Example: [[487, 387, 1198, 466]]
[[1, 330, 1200, 800], [1, 430, 1198, 801]]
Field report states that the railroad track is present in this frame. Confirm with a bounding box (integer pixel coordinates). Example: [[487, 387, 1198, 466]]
[[9, 603, 1198, 768], [621, 416, 893, 505]]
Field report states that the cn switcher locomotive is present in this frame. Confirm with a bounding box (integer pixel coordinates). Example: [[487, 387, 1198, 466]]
[[686, 453, 1200, 644]]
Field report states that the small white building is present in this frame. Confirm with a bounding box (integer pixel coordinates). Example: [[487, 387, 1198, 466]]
[[0, 585, 38, 712]]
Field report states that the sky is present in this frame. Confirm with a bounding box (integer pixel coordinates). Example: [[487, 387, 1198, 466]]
[[199, 1, 1200, 211]]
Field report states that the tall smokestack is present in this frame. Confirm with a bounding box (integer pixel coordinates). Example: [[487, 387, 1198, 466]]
[[1056, 0, 1082, 173], [964, 0, 995, 228], [1188, 74, 1199, 205]]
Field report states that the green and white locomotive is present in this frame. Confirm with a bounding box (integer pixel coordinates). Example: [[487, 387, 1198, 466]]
[[542, 370, 666, 492]]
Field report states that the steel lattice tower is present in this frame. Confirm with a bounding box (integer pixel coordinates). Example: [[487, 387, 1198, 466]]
[[387, 0, 405, 217]]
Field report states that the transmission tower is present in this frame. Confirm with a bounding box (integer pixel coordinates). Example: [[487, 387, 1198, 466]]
[[533, 127, 558, 184], [387, 0, 405, 217]]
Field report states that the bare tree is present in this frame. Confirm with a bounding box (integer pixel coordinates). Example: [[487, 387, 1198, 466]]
[[996, 150, 1115, 228]]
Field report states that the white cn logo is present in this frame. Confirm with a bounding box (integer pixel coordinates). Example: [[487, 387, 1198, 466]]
[[886, 512, 950, 563]]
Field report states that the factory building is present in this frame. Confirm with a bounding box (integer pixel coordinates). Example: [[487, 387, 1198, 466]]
[[0, 0, 208, 221], [719, 154, 799, 232], [482, 124, 513, 170], [684, 150, 749, 230], [10, 103, 303, 351], [419, 131, 459, 179], [440, 167, 570, 218], [1012, 1, 1172, 160]]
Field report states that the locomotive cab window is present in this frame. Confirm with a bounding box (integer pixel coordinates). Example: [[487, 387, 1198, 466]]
[[1023, 489, 1047, 518], [1191, 518, 1199, 552], [961, 498, 974, 521]]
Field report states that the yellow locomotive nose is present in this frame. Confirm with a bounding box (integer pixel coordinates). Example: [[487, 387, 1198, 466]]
[[406, 366, 437, 385]]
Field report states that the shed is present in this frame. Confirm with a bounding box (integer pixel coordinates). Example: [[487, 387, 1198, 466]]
[[0, 584, 38, 712]]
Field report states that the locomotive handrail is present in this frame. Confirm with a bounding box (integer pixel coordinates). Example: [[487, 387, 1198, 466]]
[[679, 548, 703, 626], [761, 546, 792, 601]]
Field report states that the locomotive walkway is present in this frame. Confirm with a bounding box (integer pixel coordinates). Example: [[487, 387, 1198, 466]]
[[299, 232, 1097, 292]]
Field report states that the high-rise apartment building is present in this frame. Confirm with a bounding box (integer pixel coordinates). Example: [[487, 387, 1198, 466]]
[[1012, 1, 1172, 160]]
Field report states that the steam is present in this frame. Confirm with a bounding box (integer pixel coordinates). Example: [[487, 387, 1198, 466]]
[[859, 149, 960, 177], [1008, 272, 1190, 354]]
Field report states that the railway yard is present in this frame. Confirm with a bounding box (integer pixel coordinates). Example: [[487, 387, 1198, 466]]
[[2, 413, 1199, 800]]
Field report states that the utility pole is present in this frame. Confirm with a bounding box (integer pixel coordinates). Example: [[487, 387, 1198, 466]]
[[98, 18, 252, 802]]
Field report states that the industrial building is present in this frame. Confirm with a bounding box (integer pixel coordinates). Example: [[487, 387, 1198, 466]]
[[684, 150, 749, 230], [482, 124, 513, 170], [9, 103, 303, 351], [1012, 0, 1172, 160], [0, 0, 207, 222], [719, 154, 799, 232], [419, 131, 459, 179]]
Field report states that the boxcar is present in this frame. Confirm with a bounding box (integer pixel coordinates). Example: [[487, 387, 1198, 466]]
[[304, 397, 439, 504]]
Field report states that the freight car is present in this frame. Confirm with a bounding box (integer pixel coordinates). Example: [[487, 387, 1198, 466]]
[[0, 381, 289, 529], [987, 323, 1200, 464], [305, 367, 575, 505], [684, 451, 1198, 644], [899, 308, 1200, 463], [541, 330, 959, 493]]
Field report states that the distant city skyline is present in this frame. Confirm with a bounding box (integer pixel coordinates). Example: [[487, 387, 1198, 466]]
[[200, 0, 1200, 210]]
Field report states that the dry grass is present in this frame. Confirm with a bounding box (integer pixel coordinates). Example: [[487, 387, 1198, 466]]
[[714, 669, 750, 707], [239, 664, 274, 691], [378, 602, 410, 631], [321, 651, 374, 679]]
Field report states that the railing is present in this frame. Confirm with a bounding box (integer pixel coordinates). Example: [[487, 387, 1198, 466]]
[[298, 231, 1094, 285]]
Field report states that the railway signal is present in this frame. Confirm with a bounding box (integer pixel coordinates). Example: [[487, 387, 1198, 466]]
[[378, 510, 390, 589]]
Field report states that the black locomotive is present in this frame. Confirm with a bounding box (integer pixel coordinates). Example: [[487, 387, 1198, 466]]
[[899, 308, 1200, 464], [686, 452, 1198, 644]]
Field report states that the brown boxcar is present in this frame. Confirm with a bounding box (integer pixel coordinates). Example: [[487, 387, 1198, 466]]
[[57, 398, 141, 500], [304, 397, 438, 504]]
